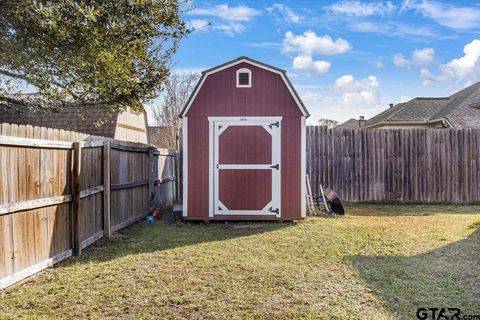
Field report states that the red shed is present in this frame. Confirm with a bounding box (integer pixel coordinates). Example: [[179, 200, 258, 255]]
[[180, 56, 309, 221]]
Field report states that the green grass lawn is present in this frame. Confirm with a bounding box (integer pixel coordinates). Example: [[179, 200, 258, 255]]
[[1, 205, 479, 319]]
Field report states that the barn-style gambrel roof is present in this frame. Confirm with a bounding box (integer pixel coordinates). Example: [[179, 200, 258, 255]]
[[179, 56, 309, 117]]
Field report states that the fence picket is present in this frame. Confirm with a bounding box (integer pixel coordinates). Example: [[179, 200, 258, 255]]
[[306, 126, 480, 203], [0, 123, 178, 289]]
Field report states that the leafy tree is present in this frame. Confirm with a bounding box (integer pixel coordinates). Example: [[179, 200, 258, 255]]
[[318, 118, 339, 128], [151, 72, 199, 129], [0, 0, 190, 117]]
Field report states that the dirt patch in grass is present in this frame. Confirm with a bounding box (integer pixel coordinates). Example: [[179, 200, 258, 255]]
[[1, 205, 479, 319]]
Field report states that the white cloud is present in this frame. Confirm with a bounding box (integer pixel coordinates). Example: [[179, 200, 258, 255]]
[[421, 39, 480, 84], [413, 1, 480, 30], [371, 60, 384, 68], [393, 53, 411, 68], [292, 56, 331, 75], [283, 30, 351, 56], [300, 90, 323, 102], [189, 4, 260, 21], [213, 23, 246, 37], [187, 4, 260, 36], [349, 21, 438, 38], [399, 0, 415, 12], [282, 31, 350, 76], [301, 75, 384, 124], [442, 40, 480, 78], [411, 48, 435, 66], [325, 0, 396, 16], [393, 48, 436, 68], [398, 95, 411, 103], [266, 3, 303, 24], [419, 68, 435, 85], [187, 19, 210, 31], [335, 75, 379, 91], [244, 42, 281, 49], [334, 75, 381, 109]]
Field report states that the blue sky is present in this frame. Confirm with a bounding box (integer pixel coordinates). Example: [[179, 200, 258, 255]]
[[158, 0, 480, 124]]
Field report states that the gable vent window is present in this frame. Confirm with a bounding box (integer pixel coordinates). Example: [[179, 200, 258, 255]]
[[236, 68, 252, 88]]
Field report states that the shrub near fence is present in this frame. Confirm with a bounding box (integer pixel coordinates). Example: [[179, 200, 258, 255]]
[[307, 126, 480, 203], [0, 123, 177, 289]]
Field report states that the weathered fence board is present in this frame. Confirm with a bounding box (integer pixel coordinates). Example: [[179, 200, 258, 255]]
[[0, 123, 178, 289], [307, 126, 480, 203]]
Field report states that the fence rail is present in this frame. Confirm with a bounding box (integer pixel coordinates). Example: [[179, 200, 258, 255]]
[[307, 126, 480, 204], [0, 123, 177, 289]]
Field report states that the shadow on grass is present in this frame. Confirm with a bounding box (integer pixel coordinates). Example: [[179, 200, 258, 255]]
[[62, 215, 295, 265], [345, 204, 480, 216], [349, 227, 480, 319]]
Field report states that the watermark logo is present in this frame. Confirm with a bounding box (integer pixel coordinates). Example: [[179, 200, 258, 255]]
[[416, 307, 479, 320]]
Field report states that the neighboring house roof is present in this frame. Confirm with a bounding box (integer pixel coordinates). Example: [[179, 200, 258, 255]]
[[179, 56, 309, 117], [0, 96, 119, 138], [431, 81, 480, 128], [336, 118, 362, 129], [366, 81, 480, 128], [148, 126, 177, 149]]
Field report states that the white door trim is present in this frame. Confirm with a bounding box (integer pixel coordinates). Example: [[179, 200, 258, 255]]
[[208, 117, 281, 217]]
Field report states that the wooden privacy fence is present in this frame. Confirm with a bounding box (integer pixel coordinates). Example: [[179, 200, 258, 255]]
[[0, 123, 177, 289], [307, 126, 480, 203]]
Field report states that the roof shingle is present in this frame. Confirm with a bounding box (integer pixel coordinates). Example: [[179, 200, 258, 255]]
[[0, 106, 119, 138], [366, 81, 480, 128]]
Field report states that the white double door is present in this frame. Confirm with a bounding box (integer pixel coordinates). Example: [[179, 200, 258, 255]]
[[208, 117, 281, 217]]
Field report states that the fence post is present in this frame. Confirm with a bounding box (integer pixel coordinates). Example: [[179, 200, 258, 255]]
[[103, 140, 111, 238], [71, 142, 82, 256], [148, 147, 155, 211]]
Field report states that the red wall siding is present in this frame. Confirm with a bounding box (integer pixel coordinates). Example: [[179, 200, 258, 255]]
[[219, 169, 272, 210], [186, 62, 302, 220], [188, 63, 302, 117], [219, 126, 272, 164]]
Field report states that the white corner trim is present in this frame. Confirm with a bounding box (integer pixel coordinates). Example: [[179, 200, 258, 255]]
[[182, 117, 188, 217], [300, 116, 306, 218], [236, 68, 252, 88], [181, 58, 307, 117], [208, 120, 214, 218]]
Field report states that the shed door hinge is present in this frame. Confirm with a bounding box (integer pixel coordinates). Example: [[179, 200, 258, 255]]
[[269, 164, 279, 170], [269, 121, 279, 129], [269, 207, 279, 215]]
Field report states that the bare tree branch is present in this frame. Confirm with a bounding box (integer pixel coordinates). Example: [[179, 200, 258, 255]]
[[151, 72, 200, 129]]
